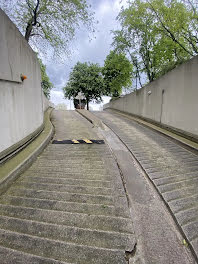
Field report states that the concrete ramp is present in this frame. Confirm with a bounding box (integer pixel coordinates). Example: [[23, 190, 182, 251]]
[[0, 110, 135, 263]]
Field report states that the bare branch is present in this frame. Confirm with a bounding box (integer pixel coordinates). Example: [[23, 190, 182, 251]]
[[30, 33, 43, 37], [32, 0, 40, 26]]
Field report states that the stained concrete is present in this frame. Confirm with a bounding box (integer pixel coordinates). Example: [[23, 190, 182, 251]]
[[89, 110, 197, 263], [0, 9, 51, 158], [0, 110, 135, 263], [0, 108, 54, 195]]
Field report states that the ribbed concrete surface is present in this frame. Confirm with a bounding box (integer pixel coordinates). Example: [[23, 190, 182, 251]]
[[95, 110, 198, 260], [0, 110, 135, 264]]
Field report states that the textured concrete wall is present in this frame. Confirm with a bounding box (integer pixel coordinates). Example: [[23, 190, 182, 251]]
[[0, 9, 45, 154], [42, 92, 53, 112], [104, 56, 198, 137]]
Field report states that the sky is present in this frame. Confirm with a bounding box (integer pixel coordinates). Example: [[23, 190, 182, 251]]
[[44, 0, 127, 110]]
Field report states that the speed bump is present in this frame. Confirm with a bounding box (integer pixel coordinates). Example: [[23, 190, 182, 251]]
[[72, 139, 80, 144], [52, 139, 105, 144], [83, 139, 93, 144]]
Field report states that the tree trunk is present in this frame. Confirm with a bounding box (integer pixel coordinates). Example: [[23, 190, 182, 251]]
[[25, 22, 33, 42], [86, 99, 89, 110], [25, 0, 40, 42]]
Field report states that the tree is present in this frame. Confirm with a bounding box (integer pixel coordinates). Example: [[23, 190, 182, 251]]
[[102, 51, 133, 97], [39, 58, 53, 98], [147, 0, 198, 59], [112, 0, 195, 86], [116, 0, 159, 83], [63, 62, 105, 110], [147, 0, 196, 56], [1, 0, 94, 58], [112, 30, 143, 88]]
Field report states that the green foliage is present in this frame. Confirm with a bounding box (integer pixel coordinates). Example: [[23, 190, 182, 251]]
[[38, 58, 53, 99], [102, 51, 133, 97], [1, 0, 94, 58], [148, 0, 198, 55], [63, 62, 105, 110], [112, 0, 198, 86]]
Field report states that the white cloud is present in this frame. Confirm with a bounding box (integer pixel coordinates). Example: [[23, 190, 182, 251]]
[[50, 90, 74, 110]]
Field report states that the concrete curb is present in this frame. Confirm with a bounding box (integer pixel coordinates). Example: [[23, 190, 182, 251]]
[[0, 108, 54, 195], [76, 109, 105, 130]]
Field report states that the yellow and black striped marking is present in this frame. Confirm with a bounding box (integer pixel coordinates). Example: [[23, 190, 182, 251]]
[[52, 139, 105, 144]]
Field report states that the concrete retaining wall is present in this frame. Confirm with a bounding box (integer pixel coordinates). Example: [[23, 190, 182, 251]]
[[42, 92, 51, 112], [0, 9, 48, 156], [104, 56, 198, 137]]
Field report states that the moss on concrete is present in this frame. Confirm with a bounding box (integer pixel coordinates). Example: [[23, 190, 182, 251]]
[[0, 108, 54, 193]]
